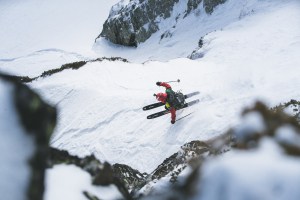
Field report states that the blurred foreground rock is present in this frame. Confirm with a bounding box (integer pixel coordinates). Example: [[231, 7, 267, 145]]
[[0, 73, 57, 200], [138, 101, 300, 200]]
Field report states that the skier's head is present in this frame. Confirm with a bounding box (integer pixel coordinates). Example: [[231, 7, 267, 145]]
[[156, 92, 167, 102]]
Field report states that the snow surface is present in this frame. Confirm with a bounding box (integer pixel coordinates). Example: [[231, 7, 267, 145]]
[[13, 0, 298, 173], [0, 79, 35, 200], [197, 139, 300, 200], [44, 164, 122, 200], [1, 0, 300, 199], [94, 0, 300, 63], [31, 50, 300, 173], [276, 125, 300, 148], [0, 0, 119, 76], [0, 49, 86, 77]]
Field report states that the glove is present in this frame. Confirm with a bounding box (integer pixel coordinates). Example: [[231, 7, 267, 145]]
[[171, 120, 175, 124], [156, 82, 161, 86]]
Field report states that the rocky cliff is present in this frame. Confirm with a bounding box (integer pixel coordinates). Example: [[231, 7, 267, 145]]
[[98, 0, 227, 46]]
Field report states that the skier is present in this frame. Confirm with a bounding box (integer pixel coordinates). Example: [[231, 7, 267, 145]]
[[154, 81, 185, 124]]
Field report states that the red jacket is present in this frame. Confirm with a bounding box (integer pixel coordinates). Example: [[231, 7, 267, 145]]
[[157, 82, 176, 122]]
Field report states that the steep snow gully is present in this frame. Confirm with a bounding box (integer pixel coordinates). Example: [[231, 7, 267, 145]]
[[29, 0, 300, 173], [1, 0, 300, 199]]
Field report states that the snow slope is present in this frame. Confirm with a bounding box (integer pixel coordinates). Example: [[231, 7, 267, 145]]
[[0, 0, 119, 76], [1, 0, 300, 199], [27, 0, 300, 173], [94, 0, 300, 62], [0, 0, 119, 58]]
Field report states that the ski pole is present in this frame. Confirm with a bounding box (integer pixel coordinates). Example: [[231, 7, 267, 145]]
[[166, 79, 180, 83], [176, 112, 193, 122]]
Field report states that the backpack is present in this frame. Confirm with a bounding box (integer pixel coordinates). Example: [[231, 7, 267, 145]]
[[166, 89, 185, 109]]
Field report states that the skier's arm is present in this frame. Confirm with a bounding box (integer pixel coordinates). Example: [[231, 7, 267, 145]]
[[156, 82, 171, 89], [170, 107, 176, 124]]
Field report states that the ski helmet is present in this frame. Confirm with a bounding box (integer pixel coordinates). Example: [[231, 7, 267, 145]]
[[156, 93, 167, 102]]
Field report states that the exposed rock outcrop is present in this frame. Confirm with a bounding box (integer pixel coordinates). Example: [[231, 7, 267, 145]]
[[203, 0, 227, 14], [150, 136, 232, 182], [132, 135, 232, 198], [48, 147, 142, 200], [14, 57, 129, 83], [271, 99, 300, 123], [98, 0, 227, 46], [113, 164, 148, 191], [47, 135, 232, 200]]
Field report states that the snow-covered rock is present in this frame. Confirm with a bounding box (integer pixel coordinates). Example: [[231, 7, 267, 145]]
[[44, 164, 123, 200], [132, 134, 232, 198], [47, 147, 130, 200], [99, 0, 227, 46], [138, 101, 300, 200], [196, 101, 300, 200], [272, 99, 300, 123]]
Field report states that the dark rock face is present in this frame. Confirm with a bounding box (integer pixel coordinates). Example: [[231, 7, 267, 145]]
[[0, 73, 57, 200], [149, 137, 231, 183], [13, 57, 129, 84], [48, 147, 135, 200], [186, 0, 202, 15], [113, 164, 148, 191], [271, 99, 300, 123], [150, 141, 210, 183], [39, 57, 128, 79], [189, 36, 205, 59], [99, 0, 179, 47], [132, 136, 232, 198], [203, 0, 227, 14], [99, 0, 227, 46]]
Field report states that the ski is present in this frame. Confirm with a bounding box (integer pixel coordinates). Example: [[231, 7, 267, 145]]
[[143, 91, 200, 111], [146, 110, 170, 119], [147, 99, 200, 119], [142, 102, 164, 111]]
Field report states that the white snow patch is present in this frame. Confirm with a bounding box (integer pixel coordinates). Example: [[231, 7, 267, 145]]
[[197, 138, 300, 200], [44, 164, 122, 200], [276, 125, 300, 148], [234, 111, 266, 139], [0, 0, 119, 58]]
